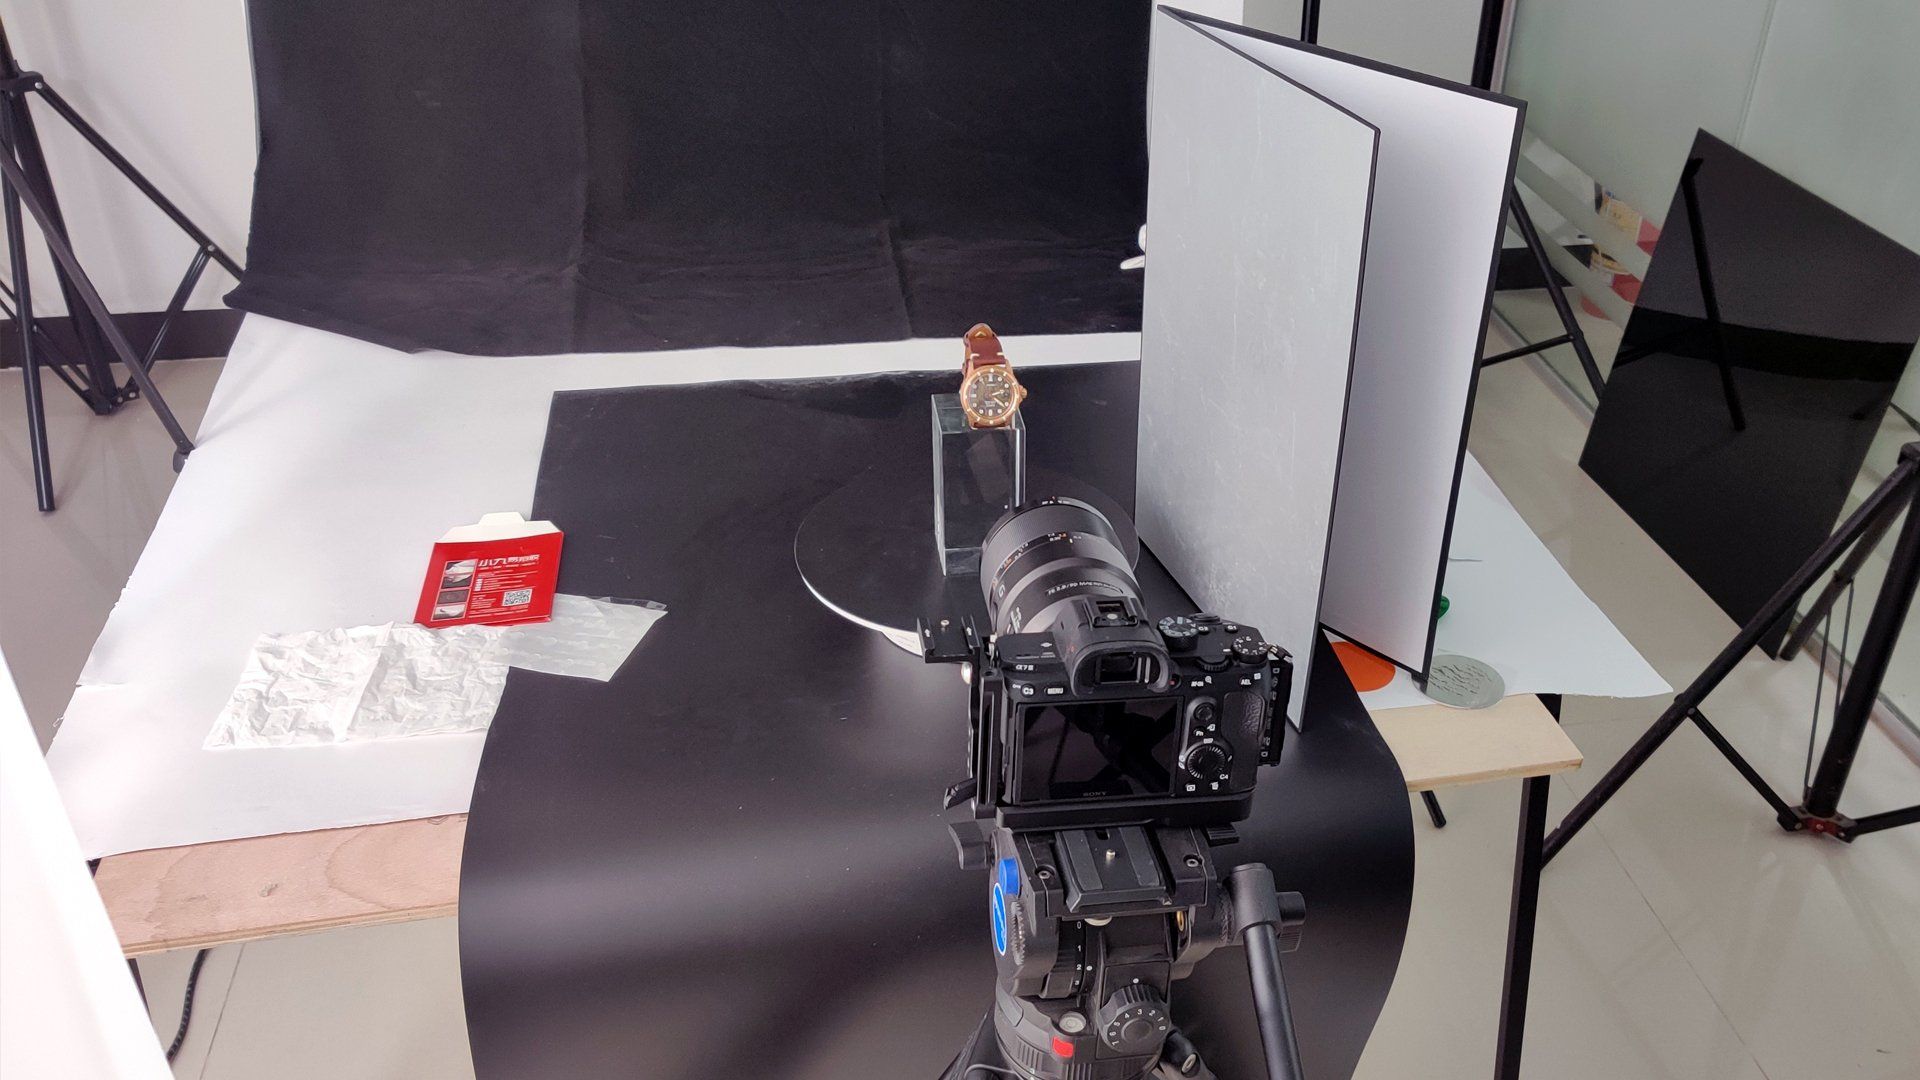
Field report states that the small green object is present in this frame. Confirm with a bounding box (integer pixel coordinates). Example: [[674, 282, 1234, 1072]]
[[1436, 595, 1450, 619]]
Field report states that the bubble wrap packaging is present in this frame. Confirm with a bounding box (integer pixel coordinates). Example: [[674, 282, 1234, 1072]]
[[206, 596, 665, 749]]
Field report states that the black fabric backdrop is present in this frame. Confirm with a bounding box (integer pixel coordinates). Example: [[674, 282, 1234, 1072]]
[[228, 0, 1150, 355]]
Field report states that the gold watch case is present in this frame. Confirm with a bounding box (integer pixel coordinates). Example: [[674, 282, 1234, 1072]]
[[959, 364, 1026, 427]]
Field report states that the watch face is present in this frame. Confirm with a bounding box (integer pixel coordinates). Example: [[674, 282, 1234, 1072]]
[[963, 367, 1020, 422]]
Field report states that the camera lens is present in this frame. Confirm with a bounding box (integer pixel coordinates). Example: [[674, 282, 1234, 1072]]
[[980, 498, 1141, 637]]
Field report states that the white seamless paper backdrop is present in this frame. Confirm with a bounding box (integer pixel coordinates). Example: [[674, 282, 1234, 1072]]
[[1359, 456, 1669, 710], [47, 317, 1144, 857]]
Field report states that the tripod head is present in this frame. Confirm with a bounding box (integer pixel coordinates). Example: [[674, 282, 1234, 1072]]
[[949, 823, 1306, 1080]]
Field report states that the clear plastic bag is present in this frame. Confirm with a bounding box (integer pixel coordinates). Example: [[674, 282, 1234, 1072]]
[[206, 596, 664, 749]]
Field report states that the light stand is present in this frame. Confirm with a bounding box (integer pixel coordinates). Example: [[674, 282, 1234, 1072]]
[[1546, 443, 1920, 857], [0, 20, 241, 511], [1448, 0, 1917, 853]]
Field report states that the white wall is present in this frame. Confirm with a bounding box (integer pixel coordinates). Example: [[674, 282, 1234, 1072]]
[[0, 0, 255, 315], [1505, 0, 1920, 415], [1244, 0, 1485, 82]]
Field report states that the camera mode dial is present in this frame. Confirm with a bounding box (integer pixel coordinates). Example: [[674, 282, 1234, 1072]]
[[1157, 615, 1201, 650], [1097, 984, 1170, 1054]]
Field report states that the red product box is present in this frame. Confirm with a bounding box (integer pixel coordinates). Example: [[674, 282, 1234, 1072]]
[[414, 512, 564, 628]]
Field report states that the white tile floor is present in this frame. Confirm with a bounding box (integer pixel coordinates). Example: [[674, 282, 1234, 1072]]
[[3, 343, 1917, 1080]]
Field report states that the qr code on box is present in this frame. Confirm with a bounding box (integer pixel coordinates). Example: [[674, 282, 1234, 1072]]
[[502, 588, 533, 607]]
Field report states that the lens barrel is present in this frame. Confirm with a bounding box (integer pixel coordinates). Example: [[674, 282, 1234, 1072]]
[[980, 498, 1142, 637]]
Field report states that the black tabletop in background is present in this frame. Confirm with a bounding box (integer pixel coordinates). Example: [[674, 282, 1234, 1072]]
[[457, 363, 1414, 1079]]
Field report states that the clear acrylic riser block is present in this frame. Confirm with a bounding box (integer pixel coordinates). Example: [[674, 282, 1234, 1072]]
[[932, 394, 1026, 576]]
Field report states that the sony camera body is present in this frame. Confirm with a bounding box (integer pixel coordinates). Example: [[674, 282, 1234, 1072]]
[[922, 498, 1292, 838], [963, 605, 1288, 833]]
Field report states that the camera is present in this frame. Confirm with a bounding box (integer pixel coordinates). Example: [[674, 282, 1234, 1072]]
[[922, 498, 1306, 1080], [921, 498, 1292, 836]]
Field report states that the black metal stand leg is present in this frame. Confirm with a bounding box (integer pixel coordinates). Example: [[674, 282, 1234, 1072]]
[[1685, 708, 1800, 829], [1, 111, 53, 510], [1507, 194, 1606, 402], [1778, 494, 1904, 661], [1494, 774, 1549, 1080], [1470, 0, 1509, 90], [1421, 790, 1449, 828], [0, 33, 237, 509], [0, 147, 195, 463], [1848, 804, 1920, 837], [1545, 452, 1920, 863], [32, 84, 242, 279], [1803, 473, 1920, 821]]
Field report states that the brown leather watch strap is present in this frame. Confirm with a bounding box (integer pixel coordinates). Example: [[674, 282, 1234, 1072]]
[[962, 323, 1009, 376]]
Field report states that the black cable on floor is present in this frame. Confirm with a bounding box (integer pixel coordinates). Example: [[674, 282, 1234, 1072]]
[[166, 949, 211, 1063]]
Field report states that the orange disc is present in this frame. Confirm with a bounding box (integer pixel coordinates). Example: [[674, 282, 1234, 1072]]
[[1332, 641, 1395, 692]]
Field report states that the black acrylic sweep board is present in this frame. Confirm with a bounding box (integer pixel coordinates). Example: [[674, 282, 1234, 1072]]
[[1580, 130, 1920, 653], [456, 365, 1414, 1079]]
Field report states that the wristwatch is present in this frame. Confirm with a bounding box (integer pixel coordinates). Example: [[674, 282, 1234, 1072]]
[[959, 323, 1027, 429]]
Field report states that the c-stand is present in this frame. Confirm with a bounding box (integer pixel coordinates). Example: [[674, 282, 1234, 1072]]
[[0, 19, 241, 511], [937, 823, 1309, 1080]]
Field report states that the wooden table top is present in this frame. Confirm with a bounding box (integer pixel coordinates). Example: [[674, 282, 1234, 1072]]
[[96, 694, 1580, 957]]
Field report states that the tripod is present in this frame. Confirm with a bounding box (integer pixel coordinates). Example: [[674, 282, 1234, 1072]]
[[0, 20, 241, 511], [938, 824, 1310, 1080]]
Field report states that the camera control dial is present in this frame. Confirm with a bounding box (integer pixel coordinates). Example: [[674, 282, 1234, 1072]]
[[1157, 615, 1200, 650], [1097, 984, 1170, 1054], [1231, 634, 1268, 663], [1181, 740, 1233, 782]]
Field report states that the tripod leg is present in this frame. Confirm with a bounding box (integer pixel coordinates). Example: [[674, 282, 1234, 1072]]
[[0, 83, 116, 404], [1803, 459, 1920, 821], [0, 147, 195, 462], [33, 85, 242, 279], [1, 99, 53, 510], [1420, 790, 1448, 828], [1845, 803, 1920, 838], [1508, 190, 1606, 402]]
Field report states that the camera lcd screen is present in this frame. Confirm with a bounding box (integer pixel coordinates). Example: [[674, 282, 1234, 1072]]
[[1016, 698, 1179, 801]]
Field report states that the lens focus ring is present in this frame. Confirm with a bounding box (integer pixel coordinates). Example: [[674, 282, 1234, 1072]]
[[980, 499, 1141, 636]]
